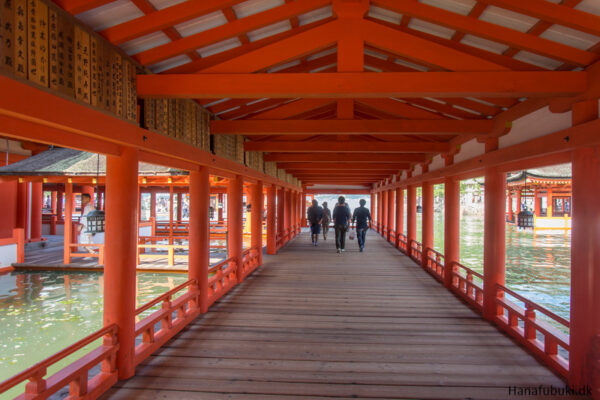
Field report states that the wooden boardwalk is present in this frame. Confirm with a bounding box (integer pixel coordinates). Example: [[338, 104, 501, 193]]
[[102, 231, 573, 400]]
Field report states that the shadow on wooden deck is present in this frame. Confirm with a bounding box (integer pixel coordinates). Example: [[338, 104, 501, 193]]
[[101, 230, 580, 400]]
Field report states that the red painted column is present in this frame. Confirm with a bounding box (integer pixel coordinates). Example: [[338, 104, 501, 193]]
[[169, 186, 174, 238], [251, 181, 264, 266], [382, 190, 388, 237], [533, 189, 540, 217], [547, 188, 554, 217], [407, 185, 417, 247], [300, 191, 307, 227], [289, 190, 295, 238], [387, 189, 395, 242], [30, 182, 42, 240], [51, 191, 57, 214], [421, 181, 434, 268], [375, 192, 381, 232], [16, 182, 28, 235], [370, 192, 376, 226], [569, 99, 599, 390], [395, 188, 404, 247], [266, 185, 277, 255], [56, 189, 64, 221], [277, 187, 284, 247], [227, 175, 244, 284], [150, 191, 156, 219], [104, 147, 138, 379], [189, 167, 210, 313], [285, 189, 292, 242], [482, 139, 506, 321], [63, 182, 73, 264], [444, 173, 460, 288], [177, 193, 183, 222], [507, 191, 513, 222], [218, 193, 224, 223]]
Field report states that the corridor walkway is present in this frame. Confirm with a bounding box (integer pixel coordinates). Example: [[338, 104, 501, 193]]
[[102, 231, 570, 400]]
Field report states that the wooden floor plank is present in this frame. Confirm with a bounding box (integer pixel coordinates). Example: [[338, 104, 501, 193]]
[[102, 231, 576, 400]]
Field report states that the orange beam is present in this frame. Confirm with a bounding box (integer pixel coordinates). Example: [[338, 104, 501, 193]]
[[249, 99, 336, 120], [355, 98, 446, 120], [53, 0, 114, 14], [263, 153, 428, 163], [212, 119, 494, 135], [133, 0, 331, 65], [476, 0, 600, 37], [164, 18, 334, 74], [277, 162, 410, 170], [372, 0, 596, 66], [200, 22, 339, 73], [244, 141, 450, 153], [361, 19, 508, 71], [137, 71, 587, 98]]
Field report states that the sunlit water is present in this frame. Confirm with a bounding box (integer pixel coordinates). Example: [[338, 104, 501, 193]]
[[0, 271, 188, 393]]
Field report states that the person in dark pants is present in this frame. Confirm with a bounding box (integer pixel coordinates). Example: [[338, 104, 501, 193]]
[[306, 199, 324, 246], [332, 196, 351, 253], [352, 199, 372, 252], [321, 202, 331, 241]]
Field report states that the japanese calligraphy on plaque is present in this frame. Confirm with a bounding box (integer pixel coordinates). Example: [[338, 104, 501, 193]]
[[143, 98, 155, 131], [74, 25, 89, 103], [13, 0, 26, 77], [0, 0, 14, 70]]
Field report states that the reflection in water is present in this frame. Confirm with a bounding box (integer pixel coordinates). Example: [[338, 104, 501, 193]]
[[0, 271, 188, 383]]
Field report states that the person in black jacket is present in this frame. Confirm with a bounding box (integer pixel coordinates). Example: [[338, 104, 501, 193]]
[[306, 199, 324, 246], [352, 199, 372, 252], [332, 196, 351, 253]]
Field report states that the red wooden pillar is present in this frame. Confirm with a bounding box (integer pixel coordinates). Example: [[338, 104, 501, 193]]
[[251, 181, 264, 266], [217, 193, 223, 224], [56, 189, 64, 221], [30, 182, 42, 240], [16, 182, 28, 237], [387, 189, 395, 242], [395, 188, 404, 247], [382, 190, 388, 237], [150, 191, 156, 219], [407, 185, 417, 246], [370, 192, 376, 227], [277, 187, 284, 247], [266, 185, 276, 255], [507, 191, 513, 222], [189, 167, 210, 313], [421, 181, 434, 268], [547, 188, 553, 217], [300, 191, 307, 227], [444, 173, 460, 288], [63, 182, 73, 264], [177, 193, 183, 222], [51, 191, 57, 214], [285, 189, 292, 242], [227, 175, 244, 284], [104, 147, 138, 379], [482, 139, 506, 321], [516, 189, 521, 215], [169, 186, 174, 238], [533, 189, 540, 217], [289, 190, 295, 238], [569, 99, 599, 390], [375, 192, 381, 232]]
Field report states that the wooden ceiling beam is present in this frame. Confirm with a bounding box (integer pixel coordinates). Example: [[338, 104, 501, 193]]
[[244, 141, 450, 153], [137, 71, 586, 99], [263, 153, 429, 163], [278, 162, 410, 170], [371, 0, 596, 66]]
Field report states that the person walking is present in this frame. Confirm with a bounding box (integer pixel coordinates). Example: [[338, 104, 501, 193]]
[[321, 201, 331, 241], [332, 196, 351, 253], [306, 199, 324, 246], [352, 199, 372, 252]]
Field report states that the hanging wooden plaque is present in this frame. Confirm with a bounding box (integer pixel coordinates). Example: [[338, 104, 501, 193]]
[[0, 0, 14, 71], [143, 98, 155, 131], [111, 52, 122, 116], [74, 25, 90, 103], [13, 0, 27, 77], [27, 0, 48, 86], [89, 34, 99, 106]]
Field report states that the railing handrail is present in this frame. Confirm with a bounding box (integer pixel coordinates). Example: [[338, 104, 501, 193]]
[[425, 247, 444, 260], [0, 323, 118, 393], [496, 283, 570, 328], [451, 260, 484, 280], [208, 256, 237, 274], [135, 279, 196, 315]]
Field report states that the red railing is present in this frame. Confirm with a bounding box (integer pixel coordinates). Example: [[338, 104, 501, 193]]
[[69, 243, 105, 265], [0, 324, 119, 399], [409, 240, 422, 263], [396, 233, 408, 253], [207, 256, 239, 307], [450, 261, 484, 312], [0, 228, 25, 269], [240, 246, 260, 280], [134, 279, 200, 366], [495, 284, 570, 379], [424, 248, 444, 282]]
